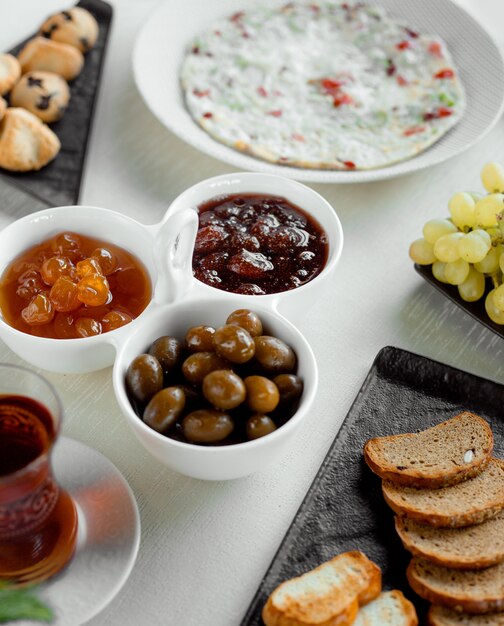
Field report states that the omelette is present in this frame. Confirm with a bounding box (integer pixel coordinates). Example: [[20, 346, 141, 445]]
[[180, 2, 465, 170]]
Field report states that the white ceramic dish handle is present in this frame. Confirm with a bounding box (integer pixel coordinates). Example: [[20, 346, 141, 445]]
[[153, 208, 198, 304]]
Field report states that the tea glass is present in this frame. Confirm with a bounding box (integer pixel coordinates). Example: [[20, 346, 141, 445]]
[[0, 364, 78, 584]]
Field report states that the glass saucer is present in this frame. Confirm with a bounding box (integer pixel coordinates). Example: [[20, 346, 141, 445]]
[[16, 436, 141, 626]]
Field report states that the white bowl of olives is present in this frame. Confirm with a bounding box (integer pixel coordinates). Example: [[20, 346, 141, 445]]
[[113, 300, 317, 480]]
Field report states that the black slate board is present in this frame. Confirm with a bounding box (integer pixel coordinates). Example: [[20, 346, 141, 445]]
[[241, 346, 504, 625], [415, 263, 504, 340], [0, 0, 113, 208]]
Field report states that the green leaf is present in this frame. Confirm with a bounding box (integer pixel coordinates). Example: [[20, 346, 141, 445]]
[[0, 586, 53, 624]]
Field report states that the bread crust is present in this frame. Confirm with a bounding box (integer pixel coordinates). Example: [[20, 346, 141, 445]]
[[395, 515, 504, 570], [262, 597, 359, 626], [382, 459, 504, 528], [353, 590, 418, 626], [261, 551, 381, 626], [427, 604, 504, 625], [407, 559, 504, 615], [364, 413, 493, 489], [384, 492, 503, 529]]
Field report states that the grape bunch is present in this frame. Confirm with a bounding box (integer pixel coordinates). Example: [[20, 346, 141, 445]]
[[409, 162, 504, 325]]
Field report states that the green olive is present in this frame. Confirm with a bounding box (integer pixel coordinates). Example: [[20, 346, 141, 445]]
[[148, 336, 182, 376], [182, 352, 229, 384], [202, 369, 246, 410], [246, 414, 277, 440], [182, 409, 234, 443], [226, 309, 263, 337], [244, 375, 279, 413], [143, 387, 185, 433], [213, 324, 255, 363], [253, 336, 296, 373], [273, 374, 303, 405], [126, 354, 163, 404], [185, 325, 216, 353]]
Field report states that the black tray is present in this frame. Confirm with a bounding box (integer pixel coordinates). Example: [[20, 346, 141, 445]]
[[241, 346, 504, 625], [414, 263, 504, 340], [0, 0, 113, 209]]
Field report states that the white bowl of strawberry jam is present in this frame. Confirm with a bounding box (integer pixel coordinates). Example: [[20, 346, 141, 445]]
[[164, 172, 343, 324]]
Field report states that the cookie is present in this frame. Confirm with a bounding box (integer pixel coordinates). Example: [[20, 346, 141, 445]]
[[18, 37, 84, 81], [0, 107, 61, 171], [0, 98, 6, 121], [0, 53, 21, 96], [39, 7, 99, 53], [10, 71, 70, 123]]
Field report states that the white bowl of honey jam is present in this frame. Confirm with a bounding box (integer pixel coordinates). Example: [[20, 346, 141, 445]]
[[0, 205, 197, 373], [0, 173, 343, 478]]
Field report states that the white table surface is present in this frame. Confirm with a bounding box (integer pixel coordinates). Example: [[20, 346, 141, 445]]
[[2, 1, 504, 624]]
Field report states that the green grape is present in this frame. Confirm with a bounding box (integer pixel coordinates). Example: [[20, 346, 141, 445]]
[[448, 192, 475, 228], [457, 229, 491, 263], [500, 251, 504, 274], [432, 261, 448, 283], [474, 245, 500, 274], [434, 232, 464, 263], [481, 162, 504, 193], [486, 227, 502, 245], [444, 259, 470, 285], [458, 267, 486, 302], [474, 194, 504, 227], [409, 238, 436, 265], [486, 290, 504, 324], [469, 192, 484, 202], [422, 219, 458, 244], [493, 284, 504, 312]]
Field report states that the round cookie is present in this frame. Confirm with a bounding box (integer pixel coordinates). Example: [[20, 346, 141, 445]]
[[0, 54, 21, 96], [0, 98, 6, 121], [10, 71, 70, 123], [39, 7, 99, 53], [18, 37, 84, 81]]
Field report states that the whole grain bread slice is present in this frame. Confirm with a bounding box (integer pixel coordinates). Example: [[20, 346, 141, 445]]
[[364, 412, 493, 489], [395, 511, 504, 569], [353, 590, 418, 626], [382, 458, 504, 528], [407, 557, 504, 614], [262, 551, 382, 626], [428, 605, 504, 625]]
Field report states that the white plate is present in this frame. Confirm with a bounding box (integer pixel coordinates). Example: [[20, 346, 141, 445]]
[[16, 437, 141, 626], [133, 0, 504, 183]]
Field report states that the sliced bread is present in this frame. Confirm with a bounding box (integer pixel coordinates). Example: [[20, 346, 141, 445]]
[[407, 557, 504, 614], [395, 511, 504, 569], [428, 605, 504, 625], [364, 413, 493, 489], [262, 551, 382, 626], [353, 590, 418, 626], [382, 458, 504, 528]]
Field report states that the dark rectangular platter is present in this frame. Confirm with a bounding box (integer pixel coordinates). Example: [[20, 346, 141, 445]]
[[0, 0, 112, 211], [415, 263, 504, 340], [241, 346, 504, 625]]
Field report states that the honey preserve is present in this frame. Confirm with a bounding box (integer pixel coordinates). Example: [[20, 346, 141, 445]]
[[0, 231, 151, 339]]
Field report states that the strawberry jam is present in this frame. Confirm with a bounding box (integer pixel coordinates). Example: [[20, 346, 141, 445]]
[[192, 194, 328, 295]]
